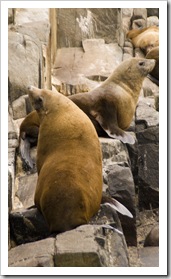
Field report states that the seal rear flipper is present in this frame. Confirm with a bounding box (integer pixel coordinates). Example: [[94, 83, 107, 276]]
[[19, 137, 34, 170], [101, 194, 133, 218]]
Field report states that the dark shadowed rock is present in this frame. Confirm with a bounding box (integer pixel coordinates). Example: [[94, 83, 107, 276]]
[[104, 164, 136, 246], [138, 144, 159, 209], [9, 207, 50, 246]]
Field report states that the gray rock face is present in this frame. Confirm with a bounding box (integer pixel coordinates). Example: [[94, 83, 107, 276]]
[[57, 8, 121, 48], [8, 31, 41, 102], [8, 237, 55, 267]]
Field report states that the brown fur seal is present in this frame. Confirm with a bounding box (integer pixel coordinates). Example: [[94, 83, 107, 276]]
[[27, 86, 133, 233], [127, 26, 159, 54], [146, 46, 159, 85], [69, 57, 156, 144], [28, 86, 103, 232]]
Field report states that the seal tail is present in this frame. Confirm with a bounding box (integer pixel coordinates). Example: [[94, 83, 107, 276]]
[[101, 194, 133, 218]]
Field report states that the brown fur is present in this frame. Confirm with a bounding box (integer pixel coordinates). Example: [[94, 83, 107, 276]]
[[127, 26, 159, 54], [28, 86, 103, 233]]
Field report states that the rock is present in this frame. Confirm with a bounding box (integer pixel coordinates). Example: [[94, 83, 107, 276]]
[[142, 77, 159, 98], [55, 224, 129, 267], [139, 247, 159, 267], [53, 40, 123, 94], [15, 8, 49, 25], [136, 126, 159, 144], [8, 113, 18, 140], [121, 9, 133, 33], [135, 97, 159, 132], [8, 237, 55, 267], [13, 20, 50, 44], [12, 95, 27, 120], [57, 8, 121, 48], [138, 143, 159, 209], [144, 224, 159, 247], [123, 46, 133, 56], [105, 164, 137, 246], [147, 8, 159, 18], [99, 138, 130, 168], [9, 207, 50, 246], [8, 8, 15, 24], [16, 173, 37, 208], [8, 30, 42, 102], [8, 171, 13, 212], [154, 94, 159, 111], [147, 16, 159, 27], [133, 8, 147, 21], [132, 19, 146, 29]]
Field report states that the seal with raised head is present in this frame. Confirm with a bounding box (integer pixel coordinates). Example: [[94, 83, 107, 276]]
[[127, 26, 159, 54], [27, 86, 103, 233], [69, 57, 156, 144]]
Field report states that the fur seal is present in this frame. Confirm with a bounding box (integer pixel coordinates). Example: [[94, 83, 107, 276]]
[[127, 26, 159, 54], [27, 86, 133, 233], [69, 57, 156, 144], [28, 86, 103, 233]]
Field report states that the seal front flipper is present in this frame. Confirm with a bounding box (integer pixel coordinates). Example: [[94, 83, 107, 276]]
[[19, 136, 34, 170], [90, 109, 135, 144]]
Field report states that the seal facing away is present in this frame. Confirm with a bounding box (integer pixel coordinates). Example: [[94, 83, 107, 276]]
[[69, 58, 156, 144], [27, 86, 133, 233], [28, 86, 103, 233]]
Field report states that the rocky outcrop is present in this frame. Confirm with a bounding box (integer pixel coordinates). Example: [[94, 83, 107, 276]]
[[8, 8, 159, 267]]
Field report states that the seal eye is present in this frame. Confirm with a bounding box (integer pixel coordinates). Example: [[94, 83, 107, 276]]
[[139, 61, 145, 66]]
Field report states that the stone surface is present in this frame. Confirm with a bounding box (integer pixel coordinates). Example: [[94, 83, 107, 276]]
[[12, 95, 27, 120], [8, 30, 42, 102], [53, 40, 123, 94], [136, 97, 159, 131], [147, 16, 159, 27], [8, 237, 55, 267], [55, 224, 129, 267], [138, 143, 159, 209], [147, 8, 159, 18], [57, 8, 121, 48], [136, 126, 159, 144], [16, 173, 37, 208], [142, 77, 159, 98], [105, 164, 137, 246], [99, 138, 130, 168], [139, 247, 159, 267]]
